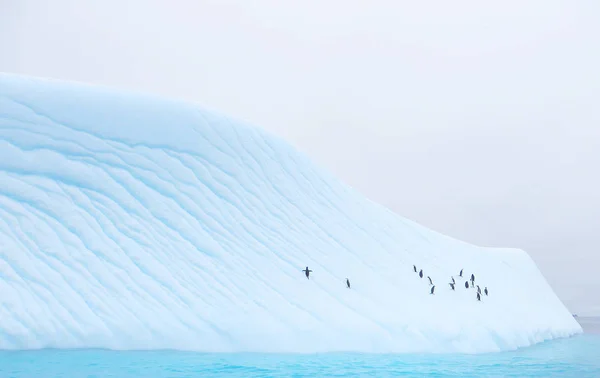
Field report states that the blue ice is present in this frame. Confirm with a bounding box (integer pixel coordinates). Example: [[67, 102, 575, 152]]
[[0, 73, 581, 353]]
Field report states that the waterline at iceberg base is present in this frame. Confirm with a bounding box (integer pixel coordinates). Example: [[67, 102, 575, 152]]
[[2, 335, 600, 378], [0, 73, 581, 354]]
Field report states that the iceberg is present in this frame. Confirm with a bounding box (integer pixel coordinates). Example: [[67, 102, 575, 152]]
[[0, 73, 582, 353]]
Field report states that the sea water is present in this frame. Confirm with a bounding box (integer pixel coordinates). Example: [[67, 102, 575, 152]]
[[1, 332, 599, 378]]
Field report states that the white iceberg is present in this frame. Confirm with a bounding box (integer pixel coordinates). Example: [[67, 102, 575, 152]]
[[0, 73, 582, 353]]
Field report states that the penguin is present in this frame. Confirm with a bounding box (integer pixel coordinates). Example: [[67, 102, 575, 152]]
[[346, 278, 351, 289], [459, 269, 463, 277], [471, 273, 475, 282], [484, 287, 488, 296], [449, 282, 455, 291], [477, 285, 481, 295], [430, 285, 435, 295], [413, 265, 417, 273], [303, 267, 312, 279], [419, 269, 423, 278], [477, 292, 481, 301], [451, 277, 456, 285], [465, 281, 469, 289], [428, 276, 433, 285]]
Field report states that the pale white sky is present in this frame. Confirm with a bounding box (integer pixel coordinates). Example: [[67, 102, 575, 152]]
[[1, 0, 599, 315]]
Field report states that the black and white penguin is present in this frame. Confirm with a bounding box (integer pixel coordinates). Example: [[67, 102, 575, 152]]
[[419, 269, 423, 278], [430, 285, 435, 295], [303, 267, 312, 279], [465, 281, 469, 289], [477, 292, 481, 301], [413, 265, 417, 273], [428, 276, 433, 285], [346, 278, 351, 289], [459, 269, 463, 277], [477, 285, 481, 294], [449, 282, 455, 290], [471, 273, 475, 282], [451, 277, 456, 285], [484, 287, 488, 296]]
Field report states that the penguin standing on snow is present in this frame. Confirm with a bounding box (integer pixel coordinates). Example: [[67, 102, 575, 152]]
[[419, 269, 424, 278], [451, 277, 456, 285], [346, 278, 351, 289], [459, 269, 463, 277], [465, 281, 469, 289], [470, 273, 475, 283], [428, 276, 433, 285], [477, 285, 481, 295], [477, 292, 481, 301], [449, 282, 455, 291], [303, 267, 312, 279], [484, 287, 489, 296], [413, 265, 417, 273], [430, 285, 435, 295]]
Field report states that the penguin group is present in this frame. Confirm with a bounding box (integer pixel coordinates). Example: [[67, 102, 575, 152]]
[[411, 265, 490, 302], [300, 264, 490, 302], [460, 269, 489, 302]]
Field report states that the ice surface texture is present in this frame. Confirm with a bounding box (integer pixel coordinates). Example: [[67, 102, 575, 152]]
[[0, 73, 581, 353]]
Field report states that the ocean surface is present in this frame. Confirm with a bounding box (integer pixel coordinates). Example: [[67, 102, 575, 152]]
[[1, 319, 599, 378]]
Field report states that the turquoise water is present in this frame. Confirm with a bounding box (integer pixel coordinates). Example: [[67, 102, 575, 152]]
[[1, 335, 599, 378]]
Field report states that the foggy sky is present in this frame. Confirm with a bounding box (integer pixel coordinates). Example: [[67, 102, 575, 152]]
[[1, 0, 599, 315]]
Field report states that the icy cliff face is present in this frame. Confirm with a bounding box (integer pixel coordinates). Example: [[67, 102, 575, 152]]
[[0, 73, 581, 353]]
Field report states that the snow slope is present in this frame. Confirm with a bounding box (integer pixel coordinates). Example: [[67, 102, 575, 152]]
[[0, 73, 581, 353]]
